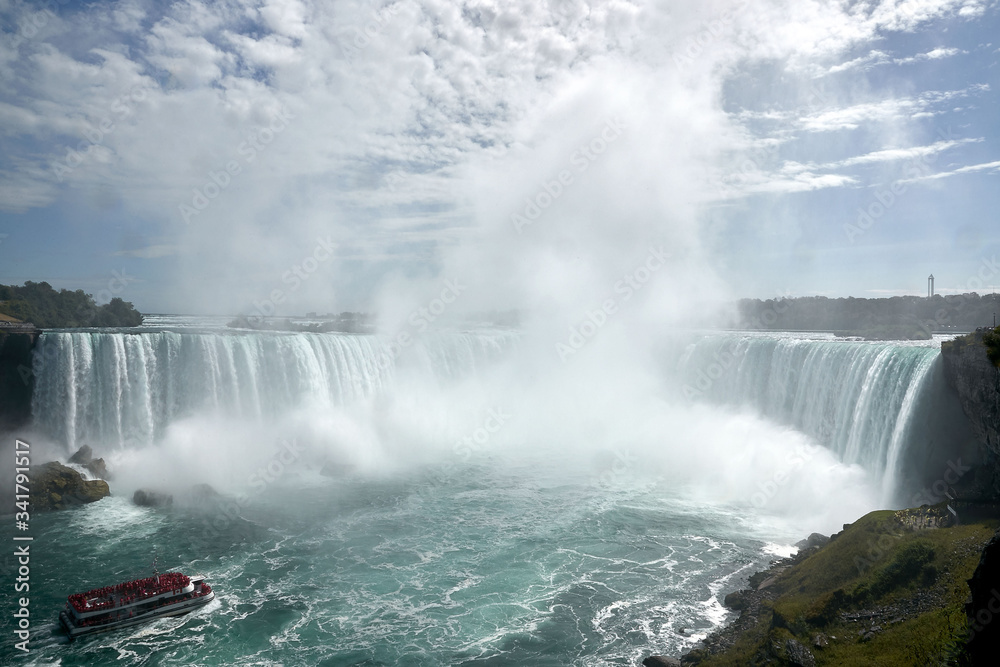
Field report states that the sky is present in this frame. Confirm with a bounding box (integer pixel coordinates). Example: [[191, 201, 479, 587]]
[[0, 0, 998, 317]]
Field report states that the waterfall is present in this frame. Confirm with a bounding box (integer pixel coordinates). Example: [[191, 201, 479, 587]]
[[31, 330, 517, 451], [677, 334, 941, 495], [31, 327, 964, 506]]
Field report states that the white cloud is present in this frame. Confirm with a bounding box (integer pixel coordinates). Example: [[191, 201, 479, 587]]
[[717, 136, 991, 200], [733, 83, 989, 136], [225, 31, 301, 68], [821, 45, 963, 76], [829, 138, 982, 168], [796, 84, 989, 131], [257, 0, 309, 39], [801, 98, 920, 131], [894, 46, 964, 64], [869, 0, 984, 31], [0, 0, 994, 312], [0, 166, 59, 212], [827, 50, 892, 74], [749, 172, 857, 194], [904, 159, 1000, 182], [958, 2, 987, 18], [712, 159, 858, 198], [145, 20, 233, 87]]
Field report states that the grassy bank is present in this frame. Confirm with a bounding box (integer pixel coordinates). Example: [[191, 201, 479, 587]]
[[683, 506, 998, 666]]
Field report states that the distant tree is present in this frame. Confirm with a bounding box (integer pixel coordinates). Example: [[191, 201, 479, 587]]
[[95, 297, 144, 327], [736, 293, 996, 333], [0, 299, 34, 322], [0, 282, 143, 327], [984, 327, 1000, 368]]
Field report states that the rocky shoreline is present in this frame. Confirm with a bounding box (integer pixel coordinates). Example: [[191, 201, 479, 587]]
[[643, 535, 834, 667], [643, 505, 1000, 666]]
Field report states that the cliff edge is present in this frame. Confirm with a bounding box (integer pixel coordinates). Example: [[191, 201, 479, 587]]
[[942, 331, 1000, 498], [0, 328, 39, 431]]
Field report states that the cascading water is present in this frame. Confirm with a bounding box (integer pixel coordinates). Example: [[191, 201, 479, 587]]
[[33, 329, 951, 497], [31, 330, 517, 451], [676, 333, 949, 502]]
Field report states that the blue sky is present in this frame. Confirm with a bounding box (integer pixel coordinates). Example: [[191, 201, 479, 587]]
[[0, 0, 998, 317]]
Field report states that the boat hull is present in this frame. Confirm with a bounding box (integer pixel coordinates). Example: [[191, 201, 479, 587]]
[[60, 590, 215, 638]]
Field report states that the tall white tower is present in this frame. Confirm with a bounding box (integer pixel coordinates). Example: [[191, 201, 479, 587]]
[[928, 274, 934, 298]]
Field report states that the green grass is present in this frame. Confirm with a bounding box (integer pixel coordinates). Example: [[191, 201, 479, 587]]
[[984, 327, 1000, 367], [691, 508, 997, 666], [944, 328, 1000, 368]]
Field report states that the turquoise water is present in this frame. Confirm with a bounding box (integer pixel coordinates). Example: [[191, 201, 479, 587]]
[[3, 459, 777, 666]]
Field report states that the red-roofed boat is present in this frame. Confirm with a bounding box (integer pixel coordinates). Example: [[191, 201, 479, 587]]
[[59, 571, 214, 638]]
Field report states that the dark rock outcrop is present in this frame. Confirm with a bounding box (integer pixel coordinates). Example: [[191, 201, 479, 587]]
[[29, 461, 110, 511], [723, 590, 745, 610], [942, 332, 1000, 498], [133, 484, 223, 509], [642, 657, 681, 667], [67, 445, 93, 464], [795, 532, 830, 551], [0, 330, 39, 431], [132, 489, 174, 507], [85, 458, 109, 479], [965, 527, 1000, 664], [189, 483, 219, 501], [785, 638, 816, 667], [67, 444, 110, 480]]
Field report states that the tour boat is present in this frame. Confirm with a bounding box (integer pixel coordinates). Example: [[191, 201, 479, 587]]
[[59, 571, 214, 638]]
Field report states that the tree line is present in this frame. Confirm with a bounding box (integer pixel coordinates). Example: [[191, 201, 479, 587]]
[[0, 281, 143, 328], [737, 293, 999, 338]]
